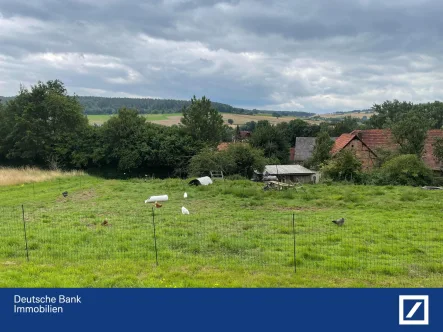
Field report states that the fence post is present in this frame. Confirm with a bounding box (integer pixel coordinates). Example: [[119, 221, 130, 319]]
[[152, 207, 159, 266], [21, 205, 29, 262], [292, 213, 296, 273]]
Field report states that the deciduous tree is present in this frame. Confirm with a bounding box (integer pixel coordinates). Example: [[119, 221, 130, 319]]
[[0, 80, 88, 168], [180, 96, 225, 145]]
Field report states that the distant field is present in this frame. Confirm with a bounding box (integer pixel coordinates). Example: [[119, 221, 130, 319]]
[[87, 113, 311, 126], [318, 111, 374, 119], [87, 113, 182, 125], [222, 113, 308, 125], [86, 111, 372, 127]]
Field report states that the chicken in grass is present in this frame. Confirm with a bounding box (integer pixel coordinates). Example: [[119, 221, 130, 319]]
[[332, 218, 345, 226], [154, 201, 162, 208]]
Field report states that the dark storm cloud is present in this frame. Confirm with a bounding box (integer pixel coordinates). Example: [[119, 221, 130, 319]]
[[1, 0, 443, 112]]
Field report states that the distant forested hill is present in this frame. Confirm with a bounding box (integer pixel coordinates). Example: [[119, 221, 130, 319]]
[[0, 96, 13, 103], [1, 95, 315, 117]]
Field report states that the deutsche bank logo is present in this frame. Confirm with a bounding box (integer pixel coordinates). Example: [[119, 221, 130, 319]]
[[399, 295, 429, 325]]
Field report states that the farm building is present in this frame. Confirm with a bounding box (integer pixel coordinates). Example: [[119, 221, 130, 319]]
[[331, 129, 443, 171], [292, 137, 337, 164], [238, 130, 251, 140], [259, 165, 317, 184], [293, 137, 317, 163]]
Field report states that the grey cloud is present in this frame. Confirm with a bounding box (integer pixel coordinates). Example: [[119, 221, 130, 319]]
[[1, 0, 443, 112]]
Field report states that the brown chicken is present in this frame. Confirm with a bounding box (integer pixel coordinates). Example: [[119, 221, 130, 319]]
[[154, 201, 162, 208], [101, 220, 108, 226]]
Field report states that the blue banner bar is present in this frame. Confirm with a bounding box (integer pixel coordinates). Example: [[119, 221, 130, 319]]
[[1, 289, 442, 331]]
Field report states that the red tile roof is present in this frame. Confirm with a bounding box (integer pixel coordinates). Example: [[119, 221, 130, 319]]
[[217, 142, 230, 151], [217, 142, 250, 152], [239, 131, 251, 139], [350, 129, 398, 152], [332, 129, 443, 170], [330, 133, 356, 155]]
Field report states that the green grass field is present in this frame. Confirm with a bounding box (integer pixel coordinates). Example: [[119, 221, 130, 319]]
[[1, 174, 442, 287]]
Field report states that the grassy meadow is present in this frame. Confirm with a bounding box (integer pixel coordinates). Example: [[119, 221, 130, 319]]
[[0, 169, 442, 287]]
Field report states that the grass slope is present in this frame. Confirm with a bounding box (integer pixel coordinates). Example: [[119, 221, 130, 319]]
[[0, 174, 442, 287]]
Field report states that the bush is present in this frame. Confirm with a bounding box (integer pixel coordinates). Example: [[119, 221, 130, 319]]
[[187, 147, 229, 177], [188, 144, 268, 178], [433, 176, 443, 186], [225, 174, 246, 180], [321, 150, 362, 182], [378, 154, 433, 186]]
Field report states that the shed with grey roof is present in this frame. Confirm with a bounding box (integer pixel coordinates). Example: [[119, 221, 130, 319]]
[[261, 165, 316, 184]]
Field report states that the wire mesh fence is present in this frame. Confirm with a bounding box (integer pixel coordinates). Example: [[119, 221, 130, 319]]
[[1, 205, 442, 279], [152, 209, 293, 270], [294, 213, 443, 280], [0, 206, 294, 271]]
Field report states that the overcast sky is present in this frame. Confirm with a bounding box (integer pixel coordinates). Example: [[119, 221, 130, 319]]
[[1, 0, 443, 113]]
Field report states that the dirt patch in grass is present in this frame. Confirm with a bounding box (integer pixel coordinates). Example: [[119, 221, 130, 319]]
[[73, 189, 97, 202], [56, 189, 97, 203], [2, 261, 17, 266], [273, 206, 327, 212]]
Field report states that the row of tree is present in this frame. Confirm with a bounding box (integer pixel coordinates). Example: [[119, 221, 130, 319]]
[[2, 80, 443, 182], [12, 95, 314, 117], [0, 81, 203, 176], [0, 81, 286, 177]]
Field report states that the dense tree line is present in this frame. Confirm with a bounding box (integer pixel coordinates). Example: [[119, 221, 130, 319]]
[[2, 95, 315, 117], [3, 80, 442, 184], [77, 96, 249, 115], [0, 81, 204, 177], [0, 81, 287, 178], [241, 115, 364, 147]]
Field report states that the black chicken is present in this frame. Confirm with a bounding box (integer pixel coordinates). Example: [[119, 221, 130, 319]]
[[332, 218, 345, 226]]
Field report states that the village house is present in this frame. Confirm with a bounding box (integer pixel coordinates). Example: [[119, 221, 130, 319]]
[[217, 131, 252, 151], [330, 129, 443, 172], [233, 130, 251, 142]]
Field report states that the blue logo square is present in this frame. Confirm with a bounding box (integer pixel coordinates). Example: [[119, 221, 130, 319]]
[[403, 300, 424, 321]]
